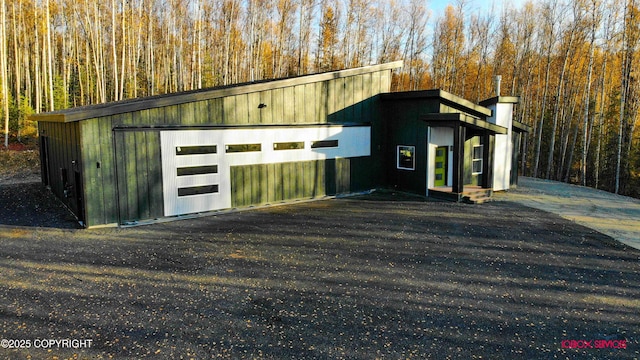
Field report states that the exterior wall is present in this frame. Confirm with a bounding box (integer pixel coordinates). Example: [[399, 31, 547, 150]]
[[38, 121, 84, 223], [511, 130, 522, 187], [486, 102, 514, 191], [381, 100, 439, 195], [480, 97, 519, 191], [77, 68, 392, 226]]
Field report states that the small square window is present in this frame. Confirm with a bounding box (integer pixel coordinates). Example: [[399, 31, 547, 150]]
[[397, 145, 415, 170]]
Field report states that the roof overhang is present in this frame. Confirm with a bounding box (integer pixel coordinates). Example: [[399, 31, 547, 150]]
[[382, 89, 492, 119], [479, 96, 520, 107], [422, 113, 508, 135], [512, 120, 532, 133]]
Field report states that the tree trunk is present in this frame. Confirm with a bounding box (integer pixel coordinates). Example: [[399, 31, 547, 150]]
[[1, 0, 8, 148]]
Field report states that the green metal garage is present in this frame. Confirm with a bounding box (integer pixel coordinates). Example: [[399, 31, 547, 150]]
[[31, 61, 529, 228]]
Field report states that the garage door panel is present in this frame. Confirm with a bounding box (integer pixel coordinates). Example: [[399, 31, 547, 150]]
[[161, 126, 370, 217]]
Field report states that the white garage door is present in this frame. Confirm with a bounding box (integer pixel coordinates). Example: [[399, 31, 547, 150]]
[[160, 125, 371, 217]]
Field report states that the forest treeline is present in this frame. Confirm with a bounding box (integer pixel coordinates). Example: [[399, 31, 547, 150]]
[[0, 0, 639, 197]]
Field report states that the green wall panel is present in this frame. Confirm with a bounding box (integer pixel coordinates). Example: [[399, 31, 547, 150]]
[[229, 159, 367, 208], [283, 87, 295, 123]]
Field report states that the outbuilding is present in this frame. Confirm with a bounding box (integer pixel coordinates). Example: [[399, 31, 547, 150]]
[[31, 61, 529, 228]]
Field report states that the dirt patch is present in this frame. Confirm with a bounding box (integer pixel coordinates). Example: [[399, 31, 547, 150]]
[[0, 190, 639, 359], [0, 148, 41, 185]]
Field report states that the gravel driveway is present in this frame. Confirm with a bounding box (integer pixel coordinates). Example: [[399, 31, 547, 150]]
[[1, 180, 639, 359], [494, 177, 640, 251]]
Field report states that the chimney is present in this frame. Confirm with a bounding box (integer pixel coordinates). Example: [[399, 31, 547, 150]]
[[495, 75, 502, 97]]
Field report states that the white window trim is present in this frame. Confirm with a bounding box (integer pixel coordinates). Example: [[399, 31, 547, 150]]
[[472, 145, 483, 175], [397, 145, 415, 171]]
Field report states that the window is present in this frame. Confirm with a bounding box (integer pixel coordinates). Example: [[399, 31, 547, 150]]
[[397, 145, 415, 170], [472, 145, 483, 174], [311, 140, 339, 148], [178, 185, 219, 197], [274, 141, 304, 150], [176, 145, 217, 155], [177, 165, 218, 176], [225, 144, 262, 153]]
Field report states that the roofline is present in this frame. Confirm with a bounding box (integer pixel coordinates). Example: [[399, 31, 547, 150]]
[[381, 89, 492, 118], [512, 120, 532, 133], [479, 96, 520, 106], [31, 61, 404, 123], [421, 113, 508, 135]]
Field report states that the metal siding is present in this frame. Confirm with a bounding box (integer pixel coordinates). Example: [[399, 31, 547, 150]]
[[303, 161, 315, 198], [249, 92, 263, 124], [164, 105, 180, 125], [209, 98, 224, 124], [327, 80, 337, 122], [304, 83, 316, 122], [235, 94, 249, 124], [230, 166, 243, 207], [334, 78, 345, 123], [242, 164, 252, 206], [259, 91, 273, 124], [283, 87, 295, 123], [180, 101, 196, 125], [324, 159, 337, 195], [294, 161, 304, 198], [135, 131, 151, 220], [223, 96, 235, 124], [255, 164, 267, 204], [270, 163, 283, 202], [146, 132, 164, 218], [271, 88, 285, 124], [336, 158, 350, 194], [101, 118, 118, 223], [230, 160, 327, 207], [314, 160, 326, 197], [344, 77, 355, 123], [317, 82, 327, 122], [80, 119, 104, 226], [113, 130, 164, 223], [280, 162, 291, 199], [380, 69, 391, 92]]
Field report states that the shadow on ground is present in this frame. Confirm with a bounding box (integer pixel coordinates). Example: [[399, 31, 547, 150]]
[[0, 192, 639, 359], [0, 182, 80, 228]]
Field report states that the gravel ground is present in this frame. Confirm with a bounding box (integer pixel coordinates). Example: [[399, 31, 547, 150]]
[[0, 179, 639, 359], [494, 177, 640, 251]]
